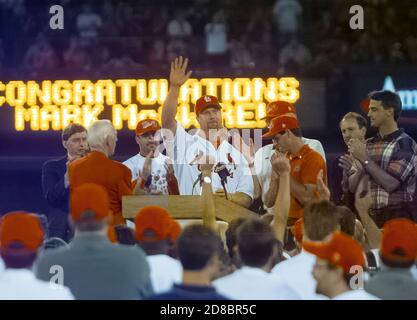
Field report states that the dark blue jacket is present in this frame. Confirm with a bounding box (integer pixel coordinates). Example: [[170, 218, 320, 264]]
[[42, 156, 69, 211], [41, 156, 71, 240], [149, 283, 229, 300]]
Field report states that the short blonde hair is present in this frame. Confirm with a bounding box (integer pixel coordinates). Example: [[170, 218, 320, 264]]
[[87, 120, 116, 149]]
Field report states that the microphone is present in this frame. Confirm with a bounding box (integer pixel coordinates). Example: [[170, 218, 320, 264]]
[[214, 162, 230, 199]]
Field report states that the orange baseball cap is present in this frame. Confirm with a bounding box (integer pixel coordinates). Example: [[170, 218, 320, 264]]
[[262, 116, 300, 139], [195, 95, 222, 115], [381, 218, 417, 262], [265, 101, 297, 119], [303, 232, 365, 274], [70, 183, 110, 222], [135, 206, 173, 241], [291, 218, 304, 244], [0, 211, 44, 251], [135, 119, 161, 136], [167, 219, 181, 243]]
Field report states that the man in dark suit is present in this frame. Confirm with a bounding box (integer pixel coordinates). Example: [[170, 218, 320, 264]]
[[41, 123, 87, 242], [35, 183, 154, 300]]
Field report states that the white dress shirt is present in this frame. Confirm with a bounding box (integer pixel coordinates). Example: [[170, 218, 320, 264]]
[[123, 153, 172, 194], [272, 251, 326, 300], [0, 269, 74, 300], [147, 254, 182, 294], [164, 123, 254, 198], [333, 289, 380, 300], [213, 266, 300, 300], [254, 137, 326, 210]]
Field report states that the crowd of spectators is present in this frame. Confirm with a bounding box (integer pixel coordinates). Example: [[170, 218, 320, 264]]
[[1, 0, 417, 76]]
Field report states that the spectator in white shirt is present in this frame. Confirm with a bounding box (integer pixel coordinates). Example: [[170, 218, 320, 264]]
[[272, 200, 341, 299], [167, 11, 192, 38], [135, 206, 183, 294], [254, 101, 326, 214], [304, 232, 379, 300], [123, 119, 179, 195], [0, 211, 73, 300], [214, 219, 300, 300], [161, 57, 254, 207], [205, 10, 228, 66], [76, 3, 102, 42]]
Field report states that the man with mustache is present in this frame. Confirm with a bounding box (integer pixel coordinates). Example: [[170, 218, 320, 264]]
[[123, 119, 179, 195]]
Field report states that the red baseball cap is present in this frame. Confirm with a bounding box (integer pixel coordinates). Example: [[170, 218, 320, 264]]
[[167, 219, 181, 243], [303, 232, 365, 274], [265, 101, 297, 120], [135, 119, 161, 136], [70, 183, 110, 222], [0, 211, 44, 251], [381, 218, 417, 262], [195, 95, 222, 115], [262, 116, 300, 139], [135, 206, 173, 241]]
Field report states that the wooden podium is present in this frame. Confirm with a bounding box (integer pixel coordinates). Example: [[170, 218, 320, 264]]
[[122, 195, 257, 223]]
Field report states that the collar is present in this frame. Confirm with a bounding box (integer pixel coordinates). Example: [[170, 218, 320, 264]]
[[239, 266, 269, 275], [88, 151, 108, 159], [0, 268, 35, 279], [72, 231, 109, 244], [290, 144, 311, 160], [173, 283, 217, 293], [371, 128, 404, 142]]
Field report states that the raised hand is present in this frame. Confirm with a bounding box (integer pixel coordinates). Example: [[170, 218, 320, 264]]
[[316, 169, 330, 201], [355, 175, 372, 213], [270, 151, 290, 175], [170, 56, 192, 87], [348, 138, 368, 162], [338, 154, 354, 172]]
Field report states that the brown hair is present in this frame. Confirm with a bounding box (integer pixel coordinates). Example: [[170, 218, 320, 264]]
[[337, 206, 356, 237], [303, 200, 341, 241], [237, 219, 277, 268], [62, 123, 87, 141]]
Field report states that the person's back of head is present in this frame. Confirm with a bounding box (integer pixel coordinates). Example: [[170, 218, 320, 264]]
[[303, 200, 341, 242], [134, 206, 178, 255], [337, 206, 356, 237], [380, 218, 417, 269], [225, 218, 246, 268], [87, 119, 116, 153], [70, 183, 111, 233], [236, 219, 278, 270], [0, 211, 45, 269], [177, 224, 223, 274]]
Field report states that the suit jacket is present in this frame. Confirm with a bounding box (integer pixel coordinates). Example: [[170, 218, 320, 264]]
[[365, 267, 417, 300], [68, 151, 133, 225], [34, 233, 154, 300], [42, 156, 69, 212]]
